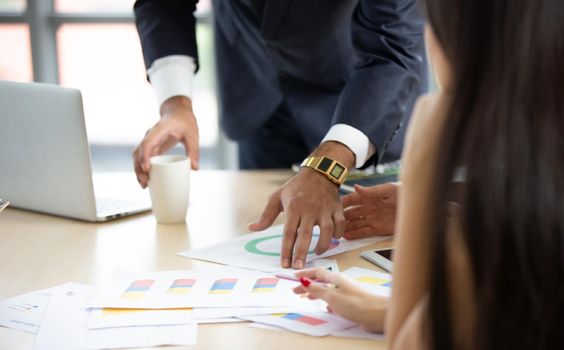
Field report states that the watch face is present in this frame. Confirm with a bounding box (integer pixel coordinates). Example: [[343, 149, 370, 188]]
[[330, 164, 345, 179], [318, 157, 333, 172]]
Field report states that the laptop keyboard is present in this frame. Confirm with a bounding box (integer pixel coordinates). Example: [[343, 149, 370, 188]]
[[96, 197, 144, 214]]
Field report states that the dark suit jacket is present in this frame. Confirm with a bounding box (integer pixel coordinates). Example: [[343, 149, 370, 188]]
[[134, 0, 426, 164]]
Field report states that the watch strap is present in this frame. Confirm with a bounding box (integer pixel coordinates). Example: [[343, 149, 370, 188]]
[[300, 156, 349, 185]]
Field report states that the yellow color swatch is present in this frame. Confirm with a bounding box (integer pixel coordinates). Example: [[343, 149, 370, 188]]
[[209, 289, 232, 295], [121, 291, 145, 300], [356, 276, 390, 285], [102, 308, 146, 317], [168, 287, 191, 294]]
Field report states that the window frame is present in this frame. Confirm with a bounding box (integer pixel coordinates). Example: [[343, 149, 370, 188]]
[[0, 0, 211, 84], [0, 0, 236, 169]]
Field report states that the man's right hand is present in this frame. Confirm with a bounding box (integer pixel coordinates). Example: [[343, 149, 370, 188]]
[[133, 96, 200, 188]]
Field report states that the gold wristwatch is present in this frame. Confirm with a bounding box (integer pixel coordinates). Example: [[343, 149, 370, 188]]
[[300, 156, 349, 185]]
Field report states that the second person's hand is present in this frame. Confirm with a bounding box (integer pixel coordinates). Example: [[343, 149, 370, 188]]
[[293, 268, 388, 333], [133, 96, 200, 188]]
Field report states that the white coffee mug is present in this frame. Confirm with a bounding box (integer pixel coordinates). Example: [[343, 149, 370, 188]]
[[148, 155, 190, 224]]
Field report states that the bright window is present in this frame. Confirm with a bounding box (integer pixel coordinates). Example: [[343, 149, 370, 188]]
[[57, 23, 154, 145], [57, 22, 217, 147], [55, 0, 133, 13], [0, 24, 32, 82], [0, 0, 25, 12], [54, 0, 212, 15], [0, 0, 221, 169]]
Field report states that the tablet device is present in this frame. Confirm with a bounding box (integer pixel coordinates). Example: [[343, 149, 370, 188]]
[[340, 173, 398, 194], [361, 248, 394, 272]]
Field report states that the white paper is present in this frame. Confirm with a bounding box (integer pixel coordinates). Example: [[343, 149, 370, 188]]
[[342, 267, 392, 297], [332, 325, 385, 340], [179, 225, 389, 272], [87, 268, 316, 309], [196, 317, 244, 324], [310, 258, 340, 272], [88, 308, 195, 329], [249, 323, 282, 331], [240, 312, 356, 337], [191, 303, 326, 320], [34, 283, 197, 350], [88, 302, 325, 329], [249, 320, 385, 340], [0, 287, 51, 334], [0, 282, 83, 334]]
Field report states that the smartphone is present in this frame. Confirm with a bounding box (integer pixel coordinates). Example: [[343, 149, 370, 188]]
[[361, 248, 394, 272]]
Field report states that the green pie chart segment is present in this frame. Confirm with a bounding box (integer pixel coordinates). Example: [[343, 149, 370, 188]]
[[244, 234, 340, 257]]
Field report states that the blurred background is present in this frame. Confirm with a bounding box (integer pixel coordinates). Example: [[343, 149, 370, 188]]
[[0, 0, 238, 172]]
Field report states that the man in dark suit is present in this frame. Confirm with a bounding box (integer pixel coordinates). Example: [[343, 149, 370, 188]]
[[133, 0, 426, 269]]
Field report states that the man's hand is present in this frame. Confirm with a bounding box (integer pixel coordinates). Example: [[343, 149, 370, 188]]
[[248, 142, 355, 269], [133, 96, 200, 188], [342, 182, 399, 239]]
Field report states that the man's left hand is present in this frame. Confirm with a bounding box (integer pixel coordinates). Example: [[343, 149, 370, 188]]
[[342, 182, 398, 239], [248, 142, 355, 269]]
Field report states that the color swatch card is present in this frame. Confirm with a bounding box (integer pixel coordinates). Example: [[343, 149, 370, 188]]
[[342, 267, 392, 297], [241, 312, 356, 337], [34, 283, 197, 350], [179, 225, 390, 272], [87, 268, 317, 309]]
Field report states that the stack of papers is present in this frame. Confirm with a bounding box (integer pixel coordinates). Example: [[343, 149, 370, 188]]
[[0, 225, 392, 348], [0, 266, 391, 347], [35, 283, 197, 350], [0, 282, 197, 350]]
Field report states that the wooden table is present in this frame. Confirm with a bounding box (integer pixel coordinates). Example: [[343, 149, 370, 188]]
[[0, 170, 392, 349]]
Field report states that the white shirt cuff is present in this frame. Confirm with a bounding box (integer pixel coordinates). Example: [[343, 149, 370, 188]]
[[321, 124, 376, 168], [147, 55, 196, 106]]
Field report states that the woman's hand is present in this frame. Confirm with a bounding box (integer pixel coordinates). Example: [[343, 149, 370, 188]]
[[342, 183, 399, 239], [292, 268, 388, 333]]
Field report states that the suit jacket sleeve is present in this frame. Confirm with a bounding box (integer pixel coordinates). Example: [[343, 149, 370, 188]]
[[333, 0, 426, 164], [134, 0, 199, 71]]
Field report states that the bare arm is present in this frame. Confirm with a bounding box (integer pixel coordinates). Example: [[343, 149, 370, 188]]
[[386, 93, 448, 346]]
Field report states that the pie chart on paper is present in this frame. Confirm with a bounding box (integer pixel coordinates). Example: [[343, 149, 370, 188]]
[[244, 234, 340, 257]]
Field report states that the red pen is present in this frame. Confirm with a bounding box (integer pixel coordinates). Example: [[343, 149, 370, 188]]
[[274, 273, 303, 283], [274, 273, 337, 289]]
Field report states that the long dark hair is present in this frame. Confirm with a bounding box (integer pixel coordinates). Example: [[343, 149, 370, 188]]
[[424, 0, 564, 349]]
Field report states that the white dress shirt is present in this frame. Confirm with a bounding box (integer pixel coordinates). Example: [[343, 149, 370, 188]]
[[148, 55, 376, 168]]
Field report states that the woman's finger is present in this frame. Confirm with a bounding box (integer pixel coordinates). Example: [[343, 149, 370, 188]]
[[294, 267, 335, 283]]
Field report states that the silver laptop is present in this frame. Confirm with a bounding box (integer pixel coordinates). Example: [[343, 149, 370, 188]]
[[0, 80, 151, 221]]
